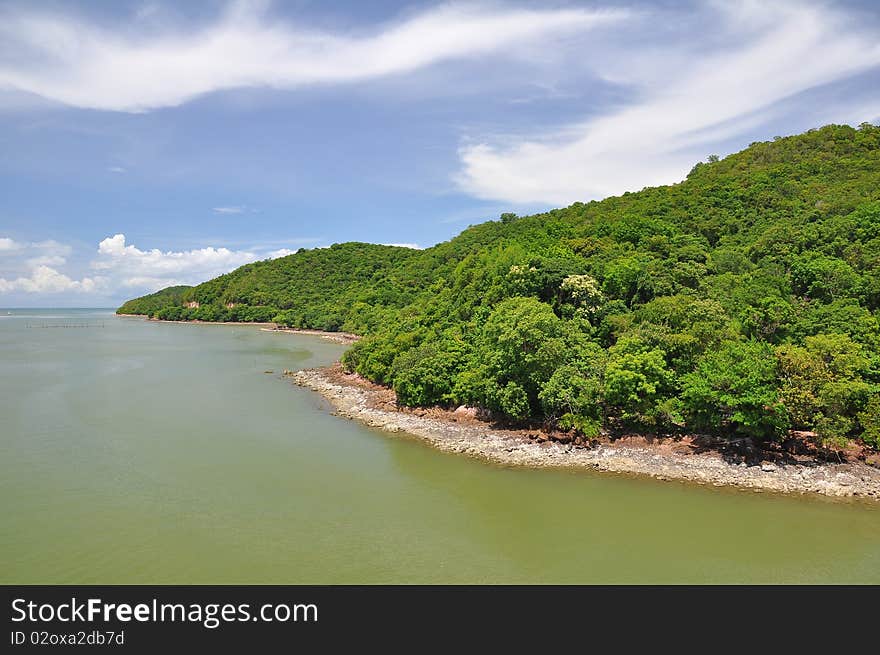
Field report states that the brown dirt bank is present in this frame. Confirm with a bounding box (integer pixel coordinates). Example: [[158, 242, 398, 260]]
[[288, 364, 880, 501]]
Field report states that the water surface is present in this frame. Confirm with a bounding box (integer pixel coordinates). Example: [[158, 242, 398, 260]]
[[1, 309, 878, 583]]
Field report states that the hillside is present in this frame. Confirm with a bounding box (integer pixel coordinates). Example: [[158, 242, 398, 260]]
[[120, 242, 421, 330], [120, 123, 880, 449], [117, 285, 192, 316]]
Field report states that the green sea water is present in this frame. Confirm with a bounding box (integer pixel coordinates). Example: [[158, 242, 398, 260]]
[[1, 309, 878, 583]]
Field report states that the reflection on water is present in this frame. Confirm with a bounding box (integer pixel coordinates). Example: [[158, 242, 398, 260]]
[[0, 309, 878, 584]]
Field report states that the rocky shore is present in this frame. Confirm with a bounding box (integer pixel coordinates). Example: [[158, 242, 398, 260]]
[[260, 327, 360, 344], [289, 365, 880, 501]]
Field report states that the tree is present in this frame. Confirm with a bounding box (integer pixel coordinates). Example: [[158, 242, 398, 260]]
[[858, 395, 880, 448], [478, 297, 567, 417], [604, 337, 674, 425], [776, 334, 873, 444], [791, 254, 862, 302], [539, 343, 607, 436], [560, 274, 603, 318], [391, 339, 466, 407], [682, 341, 789, 440]]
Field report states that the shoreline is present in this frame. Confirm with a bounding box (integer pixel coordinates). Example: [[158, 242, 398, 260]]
[[115, 314, 360, 344], [289, 364, 880, 501], [260, 327, 360, 344]]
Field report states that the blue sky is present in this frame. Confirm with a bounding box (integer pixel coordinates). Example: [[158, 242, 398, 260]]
[[1, 0, 879, 306]]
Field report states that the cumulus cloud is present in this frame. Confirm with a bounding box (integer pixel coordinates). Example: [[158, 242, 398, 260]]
[[0, 265, 100, 294], [0, 233, 329, 298], [0, 1, 625, 112], [0, 239, 96, 294], [92, 233, 258, 288], [457, 1, 880, 205]]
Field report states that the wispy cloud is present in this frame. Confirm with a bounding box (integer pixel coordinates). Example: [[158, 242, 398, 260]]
[[0, 238, 71, 259], [108, 166, 126, 173], [0, 1, 626, 112], [457, 1, 880, 205], [212, 206, 246, 214]]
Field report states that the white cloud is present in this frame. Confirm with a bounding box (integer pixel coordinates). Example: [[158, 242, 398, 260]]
[[0, 239, 94, 294], [26, 254, 67, 267], [32, 240, 73, 257], [382, 242, 422, 250], [92, 233, 258, 288], [108, 166, 126, 173], [0, 233, 326, 298], [0, 2, 625, 112], [457, 1, 880, 205], [212, 206, 245, 214], [0, 265, 100, 294], [0, 237, 22, 251], [0, 238, 71, 262]]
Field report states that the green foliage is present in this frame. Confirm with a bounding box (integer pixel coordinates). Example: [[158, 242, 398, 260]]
[[117, 286, 191, 316], [791, 254, 862, 302], [604, 337, 674, 425], [681, 341, 790, 439], [858, 395, 880, 448], [119, 124, 880, 448], [775, 333, 875, 445], [119, 243, 420, 330], [391, 339, 467, 407], [477, 297, 567, 417]]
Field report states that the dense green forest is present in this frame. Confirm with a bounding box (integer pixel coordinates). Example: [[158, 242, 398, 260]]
[[117, 285, 192, 317], [119, 124, 880, 449], [117, 243, 420, 329]]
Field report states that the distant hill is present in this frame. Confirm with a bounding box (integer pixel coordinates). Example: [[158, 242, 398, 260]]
[[120, 242, 421, 330], [120, 124, 880, 449], [117, 285, 192, 316]]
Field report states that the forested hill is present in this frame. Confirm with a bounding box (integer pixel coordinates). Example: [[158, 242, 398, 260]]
[[119, 123, 880, 449], [117, 242, 421, 329], [117, 285, 192, 316]]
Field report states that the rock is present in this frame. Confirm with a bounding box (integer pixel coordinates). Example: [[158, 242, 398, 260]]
[[286, 366, 880, 501]]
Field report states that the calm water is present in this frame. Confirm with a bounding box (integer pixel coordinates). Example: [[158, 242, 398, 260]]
[[1, 309, 878, 583]]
